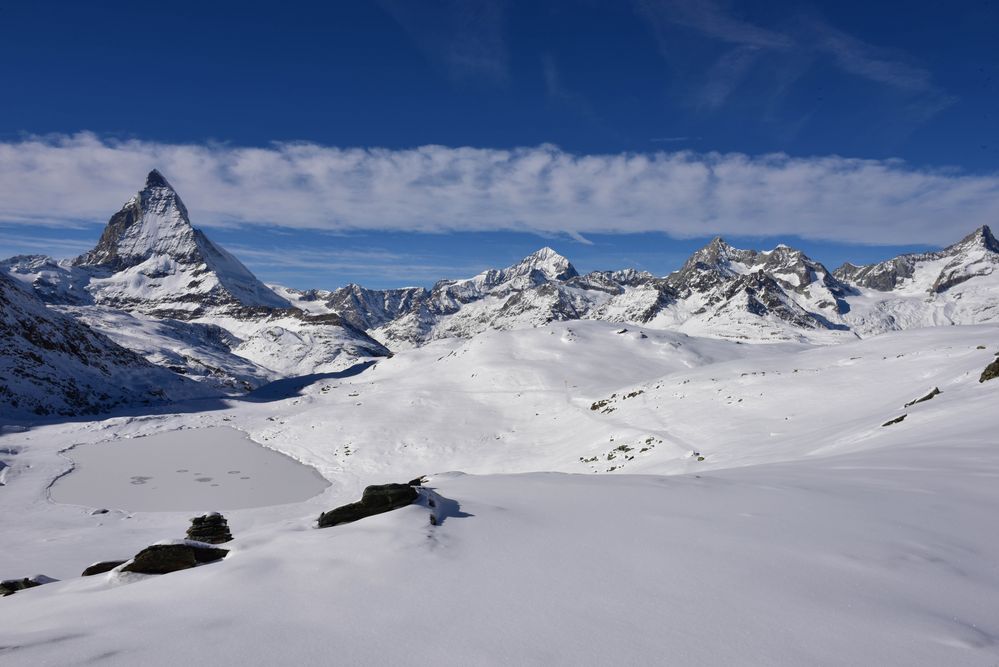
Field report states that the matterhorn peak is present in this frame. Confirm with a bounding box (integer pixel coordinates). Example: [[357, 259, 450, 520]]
[[75, 169, 196, 270], [70, 170, 291, 315], [144, 168, 172, 190]]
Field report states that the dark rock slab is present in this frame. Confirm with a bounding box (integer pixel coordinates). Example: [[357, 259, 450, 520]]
[[904, 387, 941, 407], [122, 542, 229, 575], [1, 575, 57, 597], [318, 483, 418, 528], [1, 578, 39, 597], [186, 512, 233, 544], [882, 414, 907, 427], [981, 358, 999, 383], [82, 560, 127, 577]]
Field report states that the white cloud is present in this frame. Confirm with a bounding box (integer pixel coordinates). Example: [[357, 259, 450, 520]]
[[0, 132, 997, 247]]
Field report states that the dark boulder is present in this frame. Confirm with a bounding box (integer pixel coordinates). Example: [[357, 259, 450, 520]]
[[189, 543, 230, 564], [82, 560, 127, 577], [1, 575, 56, 597], [1, 578, 39, 597], [318, 483, 418, 528], [980, 358, 999, 383], [122, 542, 229, 575], [186, 512, 233, 544]]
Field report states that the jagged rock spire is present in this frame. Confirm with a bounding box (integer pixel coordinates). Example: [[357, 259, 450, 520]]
[[958, 225, 998, 252], [74, 169, 194, 269], [144, 168, 171, 189], [70, 170, 292, 313]]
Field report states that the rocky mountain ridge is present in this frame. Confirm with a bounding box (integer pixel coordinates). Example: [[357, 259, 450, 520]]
[[278, 225, 997, 347]]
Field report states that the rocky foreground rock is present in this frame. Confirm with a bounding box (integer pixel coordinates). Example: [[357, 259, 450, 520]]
[[186, 512, 233, 544], [81, 561, 127, 577], [980, 356, 999, 383], [1, 575, 57, 597], [318, 482, 420, 528], [121, 542, 229, 575]]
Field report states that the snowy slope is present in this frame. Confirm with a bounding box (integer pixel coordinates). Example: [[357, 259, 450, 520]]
[[0, 323, 997, 665], [0, 272, 212, 419], [64, 306, 270, 392]]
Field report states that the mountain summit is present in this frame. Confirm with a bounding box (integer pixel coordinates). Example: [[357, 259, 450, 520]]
[[74, 170, 290, 316], [509, 247, 579, 282], [75, 170, 196, 270], [949, 225, 998, 254]]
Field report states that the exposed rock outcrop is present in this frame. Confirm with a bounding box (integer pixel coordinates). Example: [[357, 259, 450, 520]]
[[882, 414, 907, 427], [81, 561, 127, 577], [122, 542, 229, 575], [186, 512, 233, 544], [981, 357, 999, 383], [904, 387, 941, 407], [1, 575, 57, 597], [318, 483, 419, 528]]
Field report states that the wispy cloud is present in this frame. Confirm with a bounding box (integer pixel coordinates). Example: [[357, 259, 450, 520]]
[[542, 54, 599, 123], [635, 0, 955, 120], [1, 133, 997, 247], [636, 0, 792, 51], [377, 0, 509, 83], [696, 45, 762, 109]]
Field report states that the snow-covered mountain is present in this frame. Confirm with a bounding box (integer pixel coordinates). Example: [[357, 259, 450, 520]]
[[835, 225, 999, 335], [72, 170, 291, 319], [281, 226, 997, 349], [2, 171, 390, 394], [0, 271, 209, 418]]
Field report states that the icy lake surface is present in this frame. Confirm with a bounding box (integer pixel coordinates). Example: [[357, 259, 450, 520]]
[[50, 427, 330, 511]]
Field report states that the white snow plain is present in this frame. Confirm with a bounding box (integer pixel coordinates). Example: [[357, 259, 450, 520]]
[[1, 321, 998, 665]]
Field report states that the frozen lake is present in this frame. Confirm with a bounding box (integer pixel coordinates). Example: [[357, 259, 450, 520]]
[[51, 427, 330, 512]]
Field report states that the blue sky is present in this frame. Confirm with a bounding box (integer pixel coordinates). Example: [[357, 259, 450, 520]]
[[0, 0, 996, 288]]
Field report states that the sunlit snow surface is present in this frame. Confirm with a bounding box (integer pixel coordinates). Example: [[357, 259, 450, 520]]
[[1, 321, 998, 665], [50, 427, 329, 512]]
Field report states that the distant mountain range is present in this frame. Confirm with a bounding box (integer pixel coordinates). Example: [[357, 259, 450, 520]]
[[281, 222, 999, 347], [3, 170, 998, 417]]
